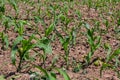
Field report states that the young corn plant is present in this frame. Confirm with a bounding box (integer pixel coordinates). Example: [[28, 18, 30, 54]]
[[0, 2, 10, 48], [114, 18, 120, 40], [60, 3, 69, 16], [94, 21, 100, 32], [7, 0, 19, 18], [88, 0, 92, 10], [42, 18, 56, 65], [11, 31, 52, 72], [100, 44, 120, 78], [14, 20, 28, 36], [0, 0, 5, 19], [58, 14, 71, 33], [105, 19, 109, 32], [55, 27, 76, 68], [35, 37, 52, 67], [84, 23, 101, 66], [32, 5, 57, 67], [45, 23, 55, 37], [75, 10, 82, 20], [99, 19, 110, 34], [44, 4, 57, 39], [11, 35, 36, 72], [2, 15, 14, 33], [0, 32, 9, 50]]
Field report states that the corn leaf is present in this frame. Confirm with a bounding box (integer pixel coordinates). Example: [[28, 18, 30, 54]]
[[4, 35, 9, 49], [109, 49, 120, 61], [55, 68, 70, 80], [45, 23, 55, 36], [36, 37, 52, 54], [0, 75, 5, 80], [34, 65, 56, 80], [11, 36, 23, 65], [7, 0, 18, 13]]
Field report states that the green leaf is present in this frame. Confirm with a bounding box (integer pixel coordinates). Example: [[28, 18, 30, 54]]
[[22, 34, 35, 51], [113, 49, 120, 56], [63, 37, 70, 51], [55, 68, 70, 80], [87, 29, 94, 41], [104, 43, 111, 49], [84, 23, 90, 30], [51, 55, 58, 67], [11, 36, 23, 65], [95, 36, 101, 49], [70, 27, 76, 45], [36, 37, 52, 54], [12, 36, 23, 48], [100, 63, 112, 77], [0, 6, 5, 13], [45, 23, 55, 36], [16, 20, 27, 35], [56, 32, 64, 44], [75, 10, 81, 19], [49, 73, 56, 80], [34, 65, 56, 80], [2, 16, 12, 29], [17, 20, 27, 27], [34, 16, 41, 23], [58, 14, 66, 21], [8, 0, 18, 13], [105, 20, 109, 27], [34, 65, 49, 77], [11, 46, 18, 65], [0, 75, 5, 80], [109, 49, 120, 61], [4, 35, 9, 49], [104, 43, 112, 62], [86, 52, 92, 64], [117, 18, 120, 26], [20, 35, 35, 60], [0, 0, 5, 5], [50, 72, 57, 79]]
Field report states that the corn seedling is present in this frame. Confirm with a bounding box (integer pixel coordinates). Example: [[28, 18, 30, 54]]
[[55, 27, 76, 68], [84, 23, 101, 66], [0, 32, 9, 50], [2, 15, 14, 33], [94, 21, 100, 34], [75, 10, 82, 20], [7, 0, 19, 18], [103, 19, 109, 33], [14, 20, 27, 36], [114, 18, 120, 34], [11, 35, 36, 72], [58, 14, 71, 33], [35, 37, 52, 67], [72, 58, 82, 73], [100, 43, 120, 78], [0, 0, 5, 19]]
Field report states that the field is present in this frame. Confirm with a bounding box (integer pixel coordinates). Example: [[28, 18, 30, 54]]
[[0, 0, 120, 80]]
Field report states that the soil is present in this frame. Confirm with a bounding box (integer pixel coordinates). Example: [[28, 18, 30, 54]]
[[0, 0, 120, 80]]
